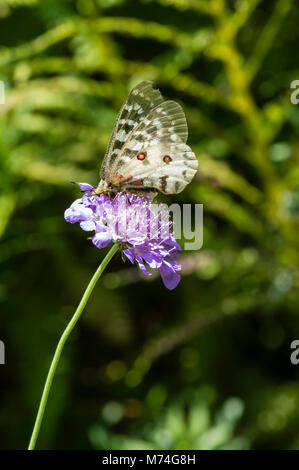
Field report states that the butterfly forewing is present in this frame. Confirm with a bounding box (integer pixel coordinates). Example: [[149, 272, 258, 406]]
[[101, 81, 164, 181], [100, 81, 198, 194]]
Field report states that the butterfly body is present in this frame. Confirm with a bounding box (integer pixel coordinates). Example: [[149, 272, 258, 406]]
[[96, 81, 198, 197]]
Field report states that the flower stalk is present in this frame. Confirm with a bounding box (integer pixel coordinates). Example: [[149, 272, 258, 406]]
[[28, 242, 120, 450]]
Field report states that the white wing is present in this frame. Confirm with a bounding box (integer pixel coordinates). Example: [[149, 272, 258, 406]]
[[101, 81, 198, 194]]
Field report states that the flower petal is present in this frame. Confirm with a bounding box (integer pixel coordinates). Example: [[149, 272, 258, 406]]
[[139, 250, 162, 269], [123, 249, 136, 264], [64, 200, 94, 224], [73, 182, 95, 192], [92, 231, 112, 249], [135, 255, 152, 276], [160, 262, 181, 290], [80, 220, 96, 231]]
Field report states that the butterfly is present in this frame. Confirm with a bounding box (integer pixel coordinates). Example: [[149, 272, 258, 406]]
[[95, 81, 198, 197]]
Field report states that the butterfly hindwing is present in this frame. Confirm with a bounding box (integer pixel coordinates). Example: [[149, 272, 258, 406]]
[[118, 142, 198, 194]]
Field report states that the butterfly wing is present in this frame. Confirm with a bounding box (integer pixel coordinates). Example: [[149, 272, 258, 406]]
[[101, 81, 198, 194], [100, 81, 164, 181]]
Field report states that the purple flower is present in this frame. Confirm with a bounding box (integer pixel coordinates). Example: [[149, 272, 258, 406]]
[[64, 183, 181, 290]]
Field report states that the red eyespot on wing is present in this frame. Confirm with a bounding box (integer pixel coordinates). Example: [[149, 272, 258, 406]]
[[163, 155, 172, 163], [131, 179, 144, 186], [137, 152, 146, 161]]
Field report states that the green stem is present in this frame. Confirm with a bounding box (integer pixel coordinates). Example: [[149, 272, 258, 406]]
[[28, 243, 120, 450]]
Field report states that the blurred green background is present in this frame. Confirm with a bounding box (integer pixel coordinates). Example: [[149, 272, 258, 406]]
[[0, 0, 299, 450]]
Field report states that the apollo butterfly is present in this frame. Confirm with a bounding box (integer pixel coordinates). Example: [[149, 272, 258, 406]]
[[95, 81, 198, 196]]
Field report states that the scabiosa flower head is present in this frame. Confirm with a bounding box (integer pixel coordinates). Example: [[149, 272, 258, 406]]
[[64, 183, 181, 289]]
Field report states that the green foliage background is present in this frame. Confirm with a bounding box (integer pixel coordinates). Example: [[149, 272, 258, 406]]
[[0, 0, 299, 450]]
